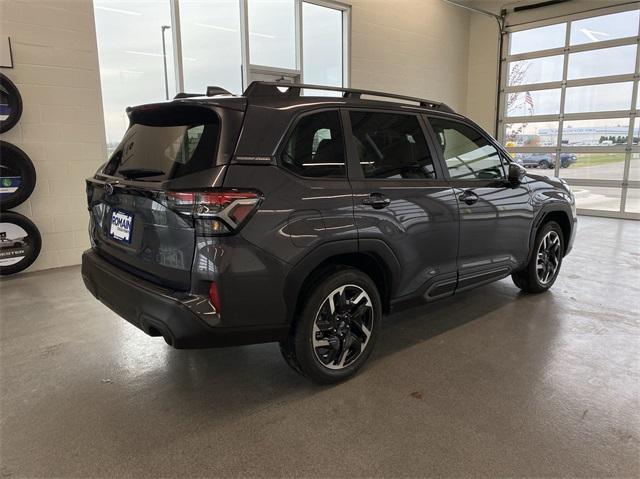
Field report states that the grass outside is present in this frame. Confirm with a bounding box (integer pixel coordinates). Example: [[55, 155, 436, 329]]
[[573, 153, 626, 168]]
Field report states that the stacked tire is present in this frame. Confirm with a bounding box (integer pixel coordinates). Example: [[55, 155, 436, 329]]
[[1, 73, 41, 275]]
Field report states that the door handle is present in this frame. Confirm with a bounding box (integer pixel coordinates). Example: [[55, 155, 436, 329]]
[[458, 190, 479, 205], [362, 193, 390, 209]]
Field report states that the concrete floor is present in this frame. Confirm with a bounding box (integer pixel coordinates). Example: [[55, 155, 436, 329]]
[[1, 216, 639, 477]]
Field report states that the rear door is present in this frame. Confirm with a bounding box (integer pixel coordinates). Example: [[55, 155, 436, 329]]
[[87, 103, 242, 290], [426, 116, 534, 291], [344, 108, 459, 302]]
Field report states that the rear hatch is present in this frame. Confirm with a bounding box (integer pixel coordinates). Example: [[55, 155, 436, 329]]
[[86, 100, 245, 291]]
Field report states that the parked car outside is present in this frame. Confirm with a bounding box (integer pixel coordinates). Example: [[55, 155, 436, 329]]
[[82, 82, 577, 384], [516, 153, 577, 169]]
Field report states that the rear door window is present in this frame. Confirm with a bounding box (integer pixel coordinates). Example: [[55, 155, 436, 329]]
[[280, 110, 346, 178], [348, 111, 437, 180]]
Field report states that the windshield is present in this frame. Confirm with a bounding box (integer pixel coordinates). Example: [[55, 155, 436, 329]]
[[104, 121, 220, 181]]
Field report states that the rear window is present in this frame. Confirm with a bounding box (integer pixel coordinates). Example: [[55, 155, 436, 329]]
[[104, 122, 219, 181]]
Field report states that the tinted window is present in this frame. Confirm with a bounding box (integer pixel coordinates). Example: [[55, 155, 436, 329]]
[[104, 122, 219, 181], [349, 111, 436, 179], [429, 118, 505, 180], [281, 110, 345, 178]]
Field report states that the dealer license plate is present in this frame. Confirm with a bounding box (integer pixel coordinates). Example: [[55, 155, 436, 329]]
[[109, 209, 133, 243]]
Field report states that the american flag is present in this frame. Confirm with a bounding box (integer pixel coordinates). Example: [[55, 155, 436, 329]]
[[525, 91, 534, 113]]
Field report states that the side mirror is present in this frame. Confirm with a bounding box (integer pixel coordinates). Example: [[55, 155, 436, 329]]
[[508, 162, 526, 184]]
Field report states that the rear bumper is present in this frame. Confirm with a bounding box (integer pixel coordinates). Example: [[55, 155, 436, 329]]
[[81, 249, 288, 348]]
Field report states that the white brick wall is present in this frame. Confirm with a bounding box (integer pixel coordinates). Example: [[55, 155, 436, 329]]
[[350, 0, 470, 113], [0, 0, 106, 272]]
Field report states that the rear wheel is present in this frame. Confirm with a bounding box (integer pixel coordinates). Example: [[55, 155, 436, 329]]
[[512, 221, 564, 293], [539, 160, 550, 169], [280, 268, 381, 384]]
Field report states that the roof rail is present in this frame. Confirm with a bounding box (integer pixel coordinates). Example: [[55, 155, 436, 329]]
[[243, 81, 455, 113]]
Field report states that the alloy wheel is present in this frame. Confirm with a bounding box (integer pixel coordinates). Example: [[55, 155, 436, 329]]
[[312, 284, 374, 370], [536, 231, 561, 285]]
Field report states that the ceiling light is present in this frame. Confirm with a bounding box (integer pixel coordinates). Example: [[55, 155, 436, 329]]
[[249, 32, 276, 39], [95, 5, 141, 16], [194, 23, 237, 33]]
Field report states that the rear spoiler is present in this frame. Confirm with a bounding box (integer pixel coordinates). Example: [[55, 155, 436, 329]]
[[174, 86, 232, 100]]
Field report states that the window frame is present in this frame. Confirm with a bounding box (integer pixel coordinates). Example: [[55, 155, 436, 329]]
[[426, 114, 510, 183], [499, 3, 640, 219], [275, 107, 349, 181], [341, 107, 446, 182], [238, 0, 351, 89]]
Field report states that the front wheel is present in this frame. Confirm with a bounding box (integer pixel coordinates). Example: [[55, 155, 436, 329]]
[[280, 268, 382, 384], [512, 221, 564, 293]]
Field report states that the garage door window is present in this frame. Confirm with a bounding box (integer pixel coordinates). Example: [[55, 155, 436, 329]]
[[500, 5, 640, 219]]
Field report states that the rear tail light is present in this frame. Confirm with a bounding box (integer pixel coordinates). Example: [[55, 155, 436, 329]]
[[164, 189, 261, 235], [208, 282, 221, 313], [166, 190, 262, 236]]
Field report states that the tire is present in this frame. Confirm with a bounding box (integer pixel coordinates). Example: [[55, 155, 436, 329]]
[[512, 221, 564, 294], [0, 141, 37, 210], [280, 267, 382, 384], [539, 160, 550, 169], [0, 74, 23, 133], [0, 211, 41, 275]]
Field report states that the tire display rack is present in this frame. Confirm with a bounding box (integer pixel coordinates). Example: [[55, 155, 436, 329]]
[[0, 72, 41, 275]]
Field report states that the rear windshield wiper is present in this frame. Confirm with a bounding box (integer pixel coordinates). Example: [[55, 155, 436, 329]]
[[118, 168, 165, 180]]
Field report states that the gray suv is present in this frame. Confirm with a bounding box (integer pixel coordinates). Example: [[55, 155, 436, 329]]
[[82, 82, 577, 384]]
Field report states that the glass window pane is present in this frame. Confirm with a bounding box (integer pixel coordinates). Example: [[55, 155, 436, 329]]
[[559, 153, 626, 181], [564, 82, 634, 113], [570, 10, 640, 46], [281, 111, 345, 178], [513, 152, 557, 174], [508, 56, 564, 86], [509, 23, 566, 55], [248, 0, 296, 69], [506, 89, 561, 117], [625, 188, 640, 214], [106, 122, 220, 181], [180, 0, 242, 94], [94, 0, 175, 152], [562, 118, 631, 147], [505, 122, 559, 147], [302, 3, 342, 88], [567, 45, 637, 80], [350, 112, 436, 180], [430, 118, 505, 180], [574, 185, 621, 211], [630, 153, 640, 182]]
